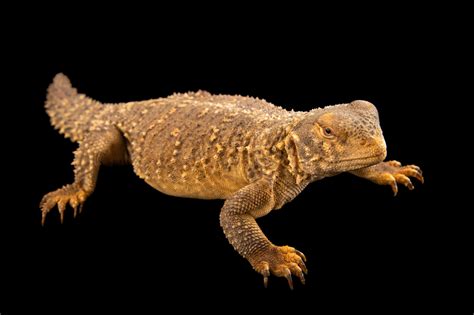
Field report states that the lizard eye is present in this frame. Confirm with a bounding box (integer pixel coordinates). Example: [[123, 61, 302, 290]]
[[322, 127, 334, 138]]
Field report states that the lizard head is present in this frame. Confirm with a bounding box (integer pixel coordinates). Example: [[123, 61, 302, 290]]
[[287, 100, 387, 179]]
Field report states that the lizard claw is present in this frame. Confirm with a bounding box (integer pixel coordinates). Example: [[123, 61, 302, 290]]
[[284, 268, 294, 290], [369, 161, 424, 196], [295, 249, 307, 262], [251, 245, 308, 289], [70, 199, 79, 218], [386, 175, 398, 196], [300, 260, 308, 275], [40, 184, 88, 225], [288, 262, 305, 284], [394, 174, 414, 190], [262, 262, 270, 288]]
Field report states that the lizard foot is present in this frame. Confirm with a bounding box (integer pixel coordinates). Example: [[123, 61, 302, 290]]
[[373, 160, 424, 196], [250, 245, 307, 289], [40, 184, 88, 225]]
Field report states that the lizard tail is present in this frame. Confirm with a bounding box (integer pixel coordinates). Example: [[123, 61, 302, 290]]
[[45, 73, 104, 142]]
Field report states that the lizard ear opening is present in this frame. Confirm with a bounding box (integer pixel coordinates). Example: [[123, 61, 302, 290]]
[[284, 126, 321, 184], [284, 133, 300, 178]]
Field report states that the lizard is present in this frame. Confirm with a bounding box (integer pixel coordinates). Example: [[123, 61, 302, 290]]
[[40, 73, 424, 289]]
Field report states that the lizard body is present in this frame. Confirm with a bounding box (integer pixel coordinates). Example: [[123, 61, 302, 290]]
[[41, 74, 423, 288]]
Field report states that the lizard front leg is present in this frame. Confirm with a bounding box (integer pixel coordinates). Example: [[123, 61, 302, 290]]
[[40, 127, 128, 225], [220, 178, 307, 289], [351, 160, 424, 196]]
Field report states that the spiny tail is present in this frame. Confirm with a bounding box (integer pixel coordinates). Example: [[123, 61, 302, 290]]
[[45, 73, 104, 142]]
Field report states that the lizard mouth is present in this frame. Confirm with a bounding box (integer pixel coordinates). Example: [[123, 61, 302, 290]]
[[336, 153, 386, 169], [339, 153, 385, 163]]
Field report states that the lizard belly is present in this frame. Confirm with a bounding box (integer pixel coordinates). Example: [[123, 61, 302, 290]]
[[130, 138, 250, 200], [143, 167, 247, 199]]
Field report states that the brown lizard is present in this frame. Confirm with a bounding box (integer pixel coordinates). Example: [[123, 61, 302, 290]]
[[41, 73, 423, 289]]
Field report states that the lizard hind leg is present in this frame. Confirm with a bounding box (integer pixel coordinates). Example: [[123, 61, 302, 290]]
[[40, 127, 129, 225]]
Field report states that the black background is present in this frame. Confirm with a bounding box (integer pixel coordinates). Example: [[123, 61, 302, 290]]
[[1, 9, 465, 313]]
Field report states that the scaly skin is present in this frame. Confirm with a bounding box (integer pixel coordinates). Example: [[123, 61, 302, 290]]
[[41, 73, 424, 289]]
